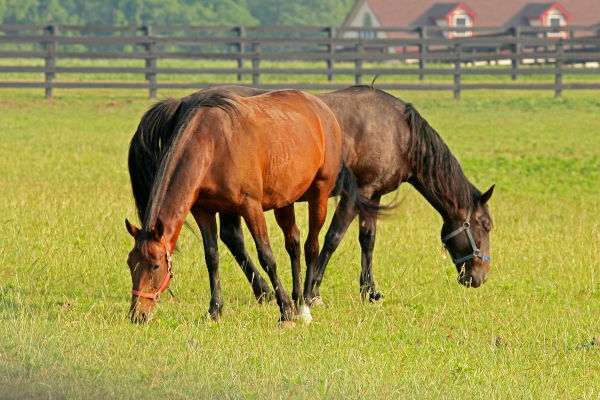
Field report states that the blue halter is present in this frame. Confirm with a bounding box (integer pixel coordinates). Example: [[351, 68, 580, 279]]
[[441, 205, 491, 265]]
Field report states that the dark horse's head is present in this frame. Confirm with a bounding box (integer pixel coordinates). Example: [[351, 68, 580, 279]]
[[441, 185, 494, 288], [125, 219, 173, 323]]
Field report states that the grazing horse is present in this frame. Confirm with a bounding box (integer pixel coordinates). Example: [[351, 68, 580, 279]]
[[198, 86, 495, 305], [129, 85, 494, 312], [125, 89, 353, 325]]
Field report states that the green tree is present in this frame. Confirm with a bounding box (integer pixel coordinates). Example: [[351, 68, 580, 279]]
[[0, 0, 352, 26], [248, 0, 354, 26]]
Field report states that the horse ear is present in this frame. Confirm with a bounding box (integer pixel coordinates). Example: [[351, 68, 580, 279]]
[[480, 184, 495, 205], [154, 218, 164, 240], [125, 219, 140, 238]]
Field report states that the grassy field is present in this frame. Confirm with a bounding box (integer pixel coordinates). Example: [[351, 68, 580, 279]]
[[1, 87, 599, 399]]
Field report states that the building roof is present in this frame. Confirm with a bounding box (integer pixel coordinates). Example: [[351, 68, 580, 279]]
[[411, 3, 477, 26], [345, 0, 600, 27], [504, 3, 572, 26]]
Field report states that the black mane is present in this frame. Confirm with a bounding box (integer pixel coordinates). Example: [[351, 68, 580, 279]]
[[128, 92, 237, 226], [403, 102, 476, 214], [342, 85, 476, 212]]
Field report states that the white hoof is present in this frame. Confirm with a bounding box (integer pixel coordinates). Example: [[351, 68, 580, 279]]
[[298, 304, 313, 324]]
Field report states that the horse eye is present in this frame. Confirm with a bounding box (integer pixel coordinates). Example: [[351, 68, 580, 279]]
[[153, 264, 160, 270]]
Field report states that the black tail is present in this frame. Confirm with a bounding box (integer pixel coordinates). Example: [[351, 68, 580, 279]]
[[332, 161, 386, 217], [128, 97, 183, 223]]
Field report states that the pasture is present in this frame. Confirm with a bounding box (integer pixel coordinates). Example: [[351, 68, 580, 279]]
[[1, 87, 599, 398]]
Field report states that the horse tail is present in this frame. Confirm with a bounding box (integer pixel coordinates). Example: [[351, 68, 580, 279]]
[[332, 161, 385, 218], [128, 98, 183, 222]]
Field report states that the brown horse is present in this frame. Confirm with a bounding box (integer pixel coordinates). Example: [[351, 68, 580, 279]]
[[126, 89, 350, 325], [128, 85, 494, 313]]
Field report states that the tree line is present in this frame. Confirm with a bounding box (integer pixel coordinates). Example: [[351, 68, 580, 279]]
[[0, 0, 355, 27]]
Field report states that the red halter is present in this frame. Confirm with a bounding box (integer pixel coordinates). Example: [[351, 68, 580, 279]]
[[131, 237, 173, 302]]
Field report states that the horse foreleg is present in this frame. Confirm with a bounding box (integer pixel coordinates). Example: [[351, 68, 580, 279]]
[[304, 193, 358, 306], [300, 182, 332, 322], [358, 195, 382, 302], [242, 203, 295, 326], [273, 204, 302, 310], [218, 213, 273, 302], [191, 207, 223, 321]]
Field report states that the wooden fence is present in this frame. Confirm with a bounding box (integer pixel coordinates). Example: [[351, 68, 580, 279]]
[[1, 24, 599, 99]]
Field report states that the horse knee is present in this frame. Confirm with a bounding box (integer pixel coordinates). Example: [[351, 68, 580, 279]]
[[204, 247, 219, 268], [323, 230, 344, 252], [285, 235, 301, 257], [359, 229, 375, 251], [257, 249, 276, 272]]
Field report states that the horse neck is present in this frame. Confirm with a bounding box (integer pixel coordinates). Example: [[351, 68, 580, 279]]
[[402, 102, 476, 222], [410, 176, 474, 222], [143, 123, 207, 250]]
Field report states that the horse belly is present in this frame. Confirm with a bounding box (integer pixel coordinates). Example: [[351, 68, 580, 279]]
[[261, 136, 322, 210]]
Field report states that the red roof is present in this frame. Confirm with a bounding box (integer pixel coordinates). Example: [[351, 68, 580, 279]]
[[352, 0, 600, 26]]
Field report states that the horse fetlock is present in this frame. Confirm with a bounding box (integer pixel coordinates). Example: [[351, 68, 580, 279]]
[[309, 296, 324, 307], [298, 304, 313, 324]]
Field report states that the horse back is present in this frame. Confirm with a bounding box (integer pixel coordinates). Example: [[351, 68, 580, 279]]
[[191, 90, 341, 211]]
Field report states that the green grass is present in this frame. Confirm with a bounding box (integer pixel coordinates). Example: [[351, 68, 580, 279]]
[[1, 88, 599, 399]]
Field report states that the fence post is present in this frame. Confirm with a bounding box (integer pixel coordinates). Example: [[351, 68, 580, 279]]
[[512, 26, 521, 80], [419, 26, 427, 81], [252, 42, 261, 85], [143, 25, 157, 99], [355, 41, 363, 85], [237, 26, 245, 81], [454, 42, 461, 100], [327, 26, 336, 82], [43, 24, 58, 99], [555, 40, 563, 99]]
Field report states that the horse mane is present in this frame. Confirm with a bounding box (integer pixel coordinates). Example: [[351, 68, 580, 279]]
[[142, 92, 236, 230], [128, 97, 183, 223], [403, 102, 477, 214], [128, 91, 236, 229]]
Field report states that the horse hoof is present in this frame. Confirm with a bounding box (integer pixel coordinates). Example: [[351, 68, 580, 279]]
[[298, 304, 313, 324], [370, 291, 384, 303], [207, 312, 220, 322], [309, 296, 324, 307], [279, 320, 296, 329]]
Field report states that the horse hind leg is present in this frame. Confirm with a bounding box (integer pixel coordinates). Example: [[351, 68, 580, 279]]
[[191, 207, 223, 320], [273, 204, 302, 311], [305, 191, 358, 306], [218, 213, 273, 303], [358, 195, 383, 302], [301, 180, 334, 323], [242, 202, 295, 327]]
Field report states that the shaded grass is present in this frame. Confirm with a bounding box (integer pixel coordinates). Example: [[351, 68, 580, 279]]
[[0, 89, 599, 398]]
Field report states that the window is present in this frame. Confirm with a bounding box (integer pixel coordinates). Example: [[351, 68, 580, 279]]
[[547, 15, 565, 38], [358, 13, 376, 39], [452, 14, 471, 37]]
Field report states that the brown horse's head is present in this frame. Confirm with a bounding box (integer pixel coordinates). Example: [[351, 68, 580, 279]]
[[441, 185, 494, 288], [125, 218, 173, 323]]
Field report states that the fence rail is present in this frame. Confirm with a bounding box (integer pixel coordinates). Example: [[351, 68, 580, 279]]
[[1, 24, 599, 99]]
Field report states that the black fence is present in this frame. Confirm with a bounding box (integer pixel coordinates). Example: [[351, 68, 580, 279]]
[[1, 24, 599, 99]]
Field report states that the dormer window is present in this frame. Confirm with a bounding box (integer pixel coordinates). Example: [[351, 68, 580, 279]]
[[546, 13, 566, 38], [452, 14, 471, 37]]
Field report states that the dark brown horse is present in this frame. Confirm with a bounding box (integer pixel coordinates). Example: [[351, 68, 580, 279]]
[[126, 89, 358, 325], [129, 85, 494, 313]]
